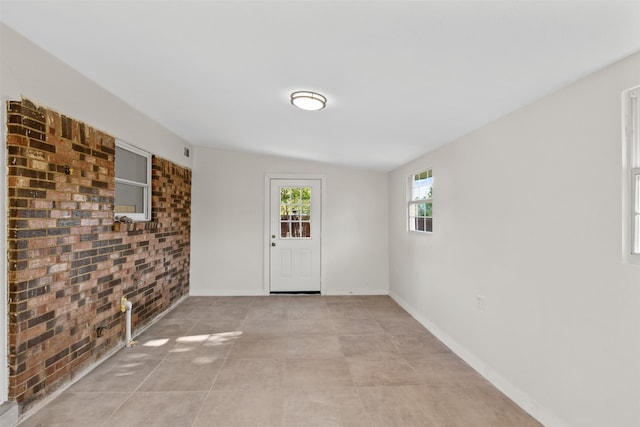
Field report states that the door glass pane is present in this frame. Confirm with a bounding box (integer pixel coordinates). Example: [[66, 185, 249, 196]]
[[280, 186, 312, 239], [281, 222, 290, 238], [291, 222, 300, 238], [301, 222, 311, 237]]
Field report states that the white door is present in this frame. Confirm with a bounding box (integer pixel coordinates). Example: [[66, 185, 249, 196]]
[[270, 179, 321, 293]]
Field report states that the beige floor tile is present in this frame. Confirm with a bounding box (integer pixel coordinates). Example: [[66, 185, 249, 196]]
[[68, 355, 162, 393], [207, 296, 260, 307], [134, 317, 195, 339], [287, 317, 337, 336], [389, 333, 450, 357], [327, 304, 373, 320], [227, 337, 290, 359], [339, 334, 400, 360], [284, 358, 354, 389], [258, 295, 292, 307], [20, 296, 542, 427], [376, 315, 429, 335], [244, 306, 288, 322], [164, 305, 226, 320], [283, 386, 366, 427], [138, 358, 224, 392], [188, 319, 244, 336], [287, 307, 330, 320], [332, 318, 384, 335], [367, 304, 410, 319], [213, 358, 285, 390], [286, 298, 328, 315], [206, 305, 252, 321], [287, 335, 344, 359], [357, 385, 443, 426], [123, 335, 179, 358], [357, 296, 400, 307], [193, 389, 284, 427], [239, 320, 289, 339], [18, 392, 128, 427], [430, 384, 542, 427], [104, 391, 207, 427], [347, 357, 421, 386], [405, 354, 488, 387], [165, 330, 239, 361]]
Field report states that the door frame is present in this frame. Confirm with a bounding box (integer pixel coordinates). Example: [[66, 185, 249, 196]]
[[263, 174, 326, 295]]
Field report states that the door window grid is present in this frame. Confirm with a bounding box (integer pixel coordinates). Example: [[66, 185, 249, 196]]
[[280, 187, 311, 238]]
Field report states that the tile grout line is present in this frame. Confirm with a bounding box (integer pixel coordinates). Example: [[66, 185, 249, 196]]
[[97, 316, 202, 427], [98, 343, 173, 426], [189, 310, 244, 427]]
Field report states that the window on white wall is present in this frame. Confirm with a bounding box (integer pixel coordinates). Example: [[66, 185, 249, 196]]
[[626, 87, 640, 256], [115, 141, 151, 221], [408, 169, 433, 233]]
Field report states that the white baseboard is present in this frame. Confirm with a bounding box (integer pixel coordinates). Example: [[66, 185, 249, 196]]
[[389, 290, 567, 427], [189, 289, 268, 296], [0, 401, 18, 427], [323, 289, 389, 296], [190, 289, 389, 296]]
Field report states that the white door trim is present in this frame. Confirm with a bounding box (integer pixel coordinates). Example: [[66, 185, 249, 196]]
[[264, 174, 326, 295]]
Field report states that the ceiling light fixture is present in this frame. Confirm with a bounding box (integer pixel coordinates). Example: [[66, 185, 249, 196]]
[[291, 91, 327, 111]]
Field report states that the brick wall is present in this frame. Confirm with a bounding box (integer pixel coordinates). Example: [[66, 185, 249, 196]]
[[5, 98, 191, 410]]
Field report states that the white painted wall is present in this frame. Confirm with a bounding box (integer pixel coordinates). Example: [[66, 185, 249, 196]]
[[389, 52, 640, 427], [0, 24, 192, 168], [191, 147, 389, 296]]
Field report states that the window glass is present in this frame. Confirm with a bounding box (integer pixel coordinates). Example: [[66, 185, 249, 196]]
[[635, 174, 640, 213], [115, 182, 144, 214], [412, 169, 433, 201], [408, 169, 433, 233], [115, 141, 151, 221], [115, 146, 148, 183], [630, 90, 640, 255]]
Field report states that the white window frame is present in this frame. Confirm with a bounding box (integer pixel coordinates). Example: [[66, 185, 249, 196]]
[[115, 140, 152, 222], [623, 86, 640, 263], [408, 168, 433, 233]]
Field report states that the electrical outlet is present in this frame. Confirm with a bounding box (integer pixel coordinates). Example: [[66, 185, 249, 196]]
[[476, 295, 485, 310]]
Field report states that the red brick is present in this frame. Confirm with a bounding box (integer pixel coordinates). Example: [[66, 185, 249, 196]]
[[6, 98, 191, 410]]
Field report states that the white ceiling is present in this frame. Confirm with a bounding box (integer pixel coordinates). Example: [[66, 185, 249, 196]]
[[1, 1, 639, 170]]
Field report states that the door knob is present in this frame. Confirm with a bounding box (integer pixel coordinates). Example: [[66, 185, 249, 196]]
[[271, 242, 276, 247]]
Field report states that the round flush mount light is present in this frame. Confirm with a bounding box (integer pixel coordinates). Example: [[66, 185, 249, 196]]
[[291, 91, 327, 111]]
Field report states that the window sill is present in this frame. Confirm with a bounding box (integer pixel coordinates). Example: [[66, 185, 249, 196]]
[[112, 221, 158, 232]]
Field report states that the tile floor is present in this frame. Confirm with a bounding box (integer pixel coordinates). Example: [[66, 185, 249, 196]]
[[18, 296, 542, 427]]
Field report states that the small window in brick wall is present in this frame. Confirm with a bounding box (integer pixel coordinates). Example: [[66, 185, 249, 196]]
[[115, 140, 152, 221]]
